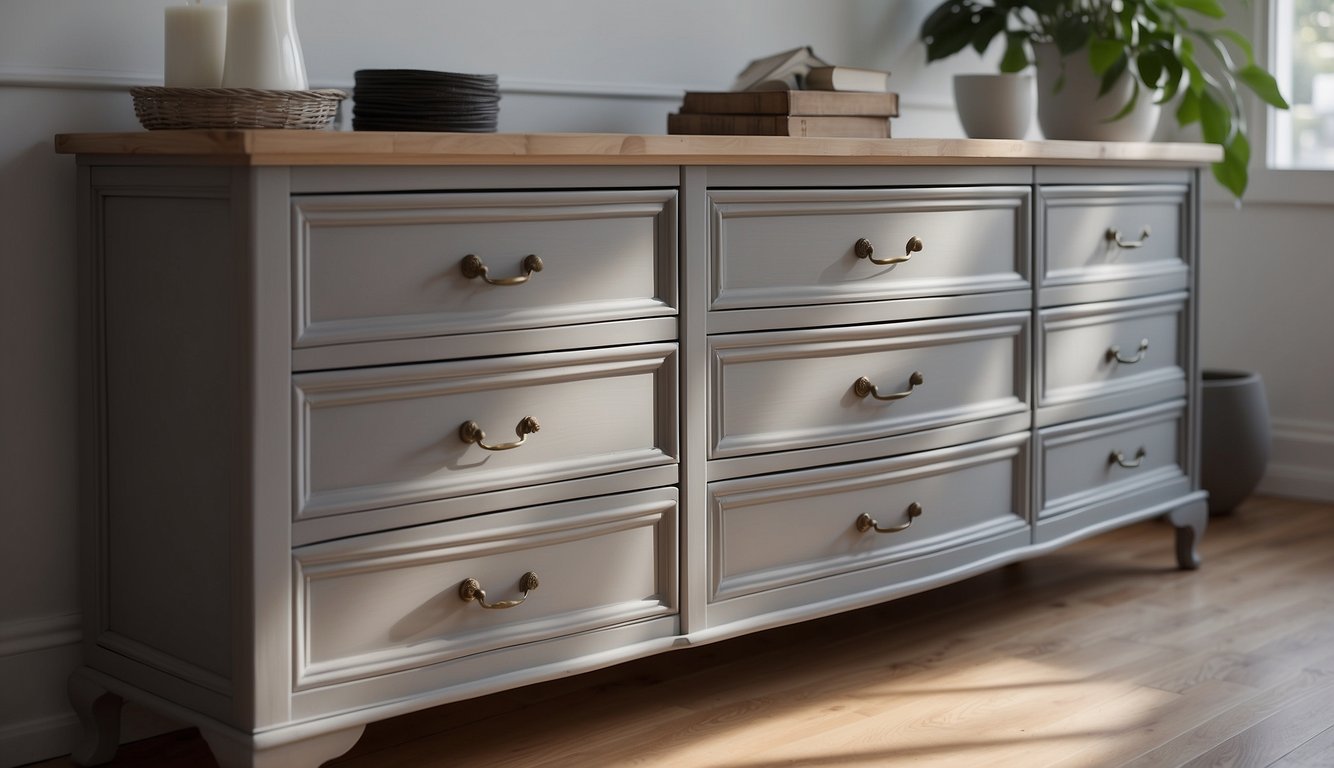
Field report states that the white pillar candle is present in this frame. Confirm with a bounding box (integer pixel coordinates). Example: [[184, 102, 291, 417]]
[[222, 0, 308, 90], [164, 2, 226, 88]]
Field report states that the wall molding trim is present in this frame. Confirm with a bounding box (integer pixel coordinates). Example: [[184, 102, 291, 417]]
[[1258, 417, 1334, 502], [0, 64, 954, 113], [0, 64, 158, 91], [0, 64, 689, 101], [0, 613, 80, 658]]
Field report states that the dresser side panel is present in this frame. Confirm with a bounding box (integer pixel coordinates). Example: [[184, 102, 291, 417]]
[[95, 172, 240, 702]]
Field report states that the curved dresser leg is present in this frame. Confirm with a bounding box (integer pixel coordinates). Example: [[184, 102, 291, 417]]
[[67, 670, 124, 766], [202, 724, 366, 768], [1168, 499, 1209, 571]]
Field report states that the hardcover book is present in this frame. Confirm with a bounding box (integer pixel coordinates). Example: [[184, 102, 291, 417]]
[[804, 65, 893, 93], [730, 46, 829, 91], [667, 112, 890, 139], [680, 90, 899, 117]]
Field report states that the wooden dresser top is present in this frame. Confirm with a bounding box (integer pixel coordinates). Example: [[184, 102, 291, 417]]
[[54, 130, 1222, 168]]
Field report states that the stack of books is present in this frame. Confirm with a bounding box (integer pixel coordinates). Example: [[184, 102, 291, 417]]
[[667, 89, 900, 139]]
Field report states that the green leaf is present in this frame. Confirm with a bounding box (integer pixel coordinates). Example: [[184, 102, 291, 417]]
[[1106, 80, 1143, 122], [920, 0, 967, 38], [1230, 129, 1251, 168], [1000, 32, 1031, 73], [971, 8, 1008, 55], [1158, 52, 1184, 103], [1199, 90, 1232, 145], [1090, 38, 1126, 75], [1136, 50, 1165, 89], [1212, 137, 1248, 198], [1054, 17, 1092, 55], [1237, 64, 1291, 109], [1098, 53, 1129, 97], [1176, 88, 1201, 125], [1214, 29, 1256, 64], [1180, 38, 1206, 95], [922, 1, 979, 62], [1171, 0, 1227, 19]]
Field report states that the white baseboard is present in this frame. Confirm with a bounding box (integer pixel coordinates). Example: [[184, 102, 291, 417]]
[[0, 711, 81, 768], [1257, 418, 1334, 503], [0, 615, 183, 767], [0, 636, 81, 768]]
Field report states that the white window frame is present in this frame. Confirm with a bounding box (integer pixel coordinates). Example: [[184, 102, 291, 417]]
[[1216, 0, 1334, 205]]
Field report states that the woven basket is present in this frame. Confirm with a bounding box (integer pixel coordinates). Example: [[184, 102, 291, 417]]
[[131, 87, 346, 130]]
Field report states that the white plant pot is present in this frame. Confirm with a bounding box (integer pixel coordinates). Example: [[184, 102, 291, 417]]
[[1033, 42, 1160, 142], [953, 73, 1034, 140]]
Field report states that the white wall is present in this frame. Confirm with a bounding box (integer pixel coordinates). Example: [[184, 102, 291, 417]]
[[0, 1, 1327, 765], [1194, 0, 1334, 503]]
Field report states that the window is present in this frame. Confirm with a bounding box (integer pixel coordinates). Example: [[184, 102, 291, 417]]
[[1271, 0, 1334, 169]]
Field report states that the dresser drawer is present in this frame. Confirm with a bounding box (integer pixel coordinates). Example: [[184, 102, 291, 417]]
[[294, 344, 678, 520], [709, 187, 1030, 311], [709, 433, 1028, 603], [292, 190, 677, 347], [1037, 293, 1187, 423], [710, 312, 1028, 459], [293, 488, 677, 689], [1039, 184, 1189, 303], [1036, 401, 1189, 524]]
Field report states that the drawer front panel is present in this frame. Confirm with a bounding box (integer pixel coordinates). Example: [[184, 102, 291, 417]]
[[710, 312, 1029, 459], [1040, 184, 1188, 294], [1038, 401, 1187, 520], [294, 488, 678, 689], [710, 187, 1030, 310], [295, 344, 678, 519], [710, 434, 1029, 602], [1038, 293, 1187, 412], [293, 190, 677, 347]]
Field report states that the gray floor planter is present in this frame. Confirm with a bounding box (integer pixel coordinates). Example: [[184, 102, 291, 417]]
[[1200, 370, 1271, 514]]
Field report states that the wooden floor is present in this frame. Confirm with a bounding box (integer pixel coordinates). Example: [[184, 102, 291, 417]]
[[33, 496, 1334, 768]]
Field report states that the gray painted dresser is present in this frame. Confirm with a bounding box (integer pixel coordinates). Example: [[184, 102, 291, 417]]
[[56, 131, 1219, 767]]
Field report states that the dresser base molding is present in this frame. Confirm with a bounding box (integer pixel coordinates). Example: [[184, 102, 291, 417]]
[[60, 134, 1216, 768], [68, 668, 367, 768]]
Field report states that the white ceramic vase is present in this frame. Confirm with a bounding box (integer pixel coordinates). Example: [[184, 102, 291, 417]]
[[953, 73, 1034, 140], [1033, 42, 1160, 142], [222, 0, 308, 90]]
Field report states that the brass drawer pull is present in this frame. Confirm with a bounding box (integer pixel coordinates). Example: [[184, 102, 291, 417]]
[[856, 502, 924, 534], [855, 236, 923, 266], [854, 371, 924, 401], [459, 571, 540, 610], [459, 416, 540, 451], [1109, 447, 1147, 469], [1106, 339, 1150, 365], [1105, 226, 1152, 249], [461, 253, 544, 286]]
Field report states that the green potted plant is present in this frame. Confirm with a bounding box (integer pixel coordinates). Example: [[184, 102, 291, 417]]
[[920, 0, 1289, 196]]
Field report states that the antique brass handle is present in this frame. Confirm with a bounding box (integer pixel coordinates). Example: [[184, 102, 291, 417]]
[[1105, 226, 1152, 249], [856, 502, 924, 534], [459, 416, 540, 451], [854, 371, 924, 401], [1109, 447, 1147, 469], [855, 236, 923, 266], [461, 253, 544, 286], [458, 571, 540, 610], [1106, 339, 1150, 365]]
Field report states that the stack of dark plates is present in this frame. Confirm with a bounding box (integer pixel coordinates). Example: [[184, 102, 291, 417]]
[[352, 69, 500, 132]]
